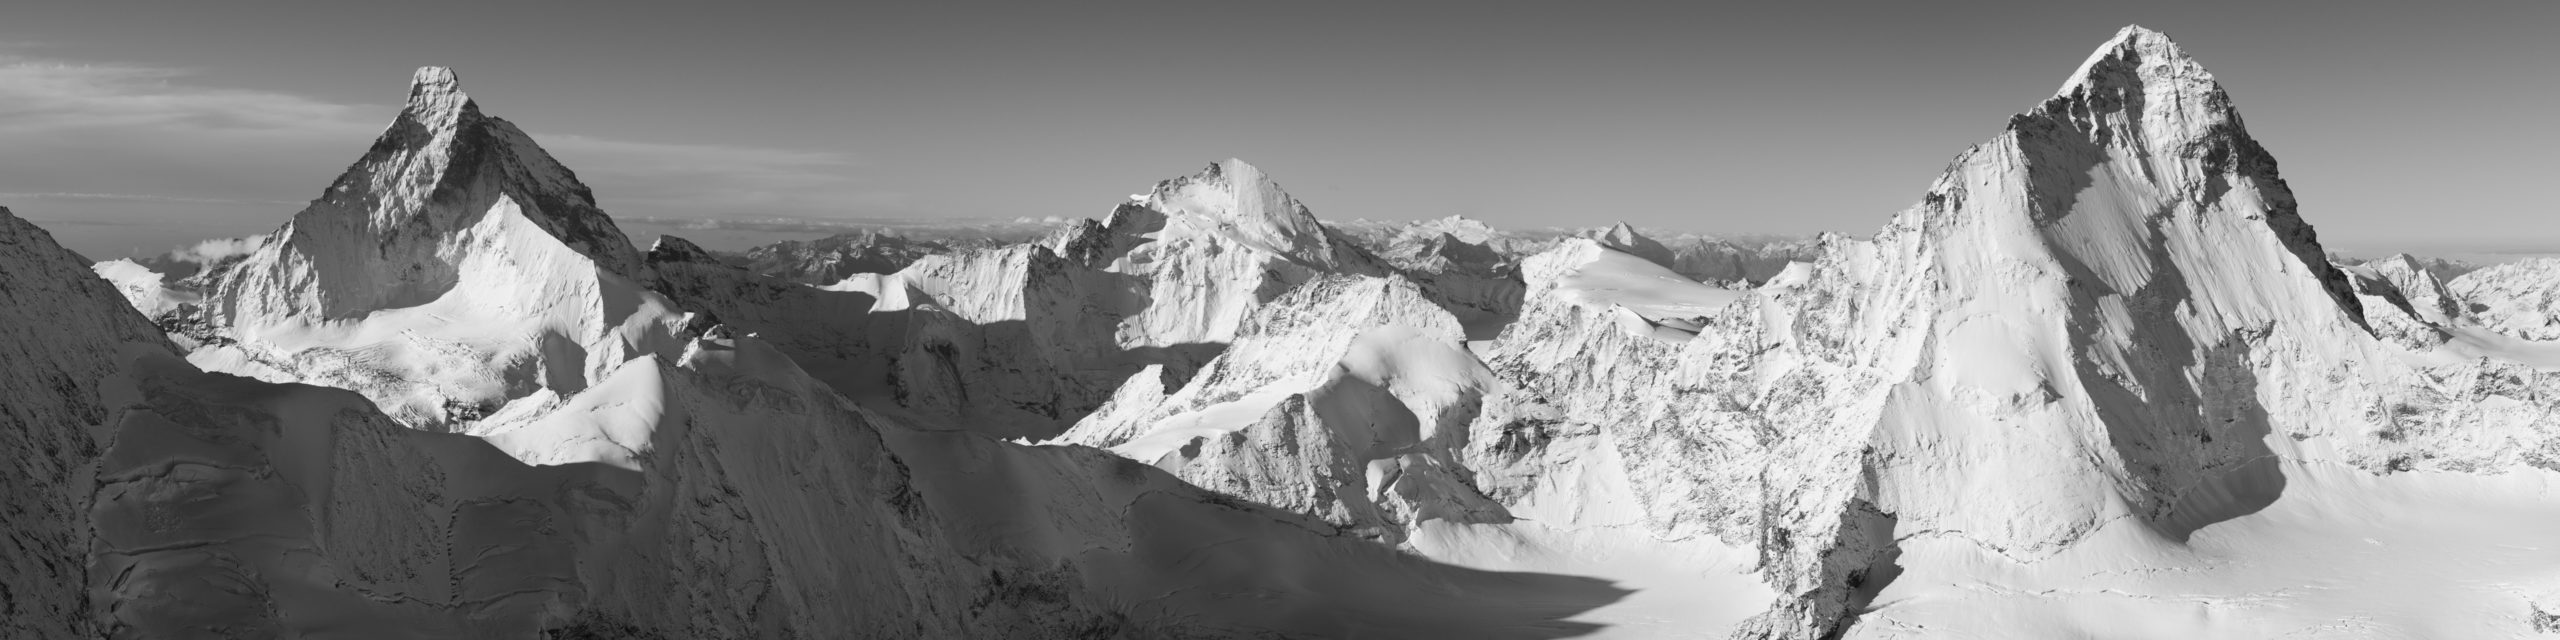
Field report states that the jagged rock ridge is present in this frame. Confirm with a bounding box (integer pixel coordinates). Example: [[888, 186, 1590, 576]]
[[32, 70, 1639, 639], [218, 66, 642, 320], [730, 229, 968, 285], [31, 27, 2560, 640], [166, 68, 690, 433], [1444, 25, 2560, 638]]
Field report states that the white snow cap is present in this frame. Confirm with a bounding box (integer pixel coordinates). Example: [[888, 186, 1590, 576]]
[[1145, 158, 1336, 258]]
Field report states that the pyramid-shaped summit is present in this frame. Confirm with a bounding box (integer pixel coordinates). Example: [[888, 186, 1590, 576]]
[[209, 66, 643, 321], [2005, 25, 2359, 319], [368, 66, 640, 273], [1720, 26, 2399, 637], [1135, 158, 1368, 269]]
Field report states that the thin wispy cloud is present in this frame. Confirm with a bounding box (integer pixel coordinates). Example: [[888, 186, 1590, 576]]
[[541, 134, 908, 216], [0, 48, 896, 257], [0, 191, 303, 205], [0, 59, 375, 135]]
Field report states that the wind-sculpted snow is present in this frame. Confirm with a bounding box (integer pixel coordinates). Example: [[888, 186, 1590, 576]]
[[2448, 258, 2560, 341], [25, 25, 2560, 640], [0, 208, 174, 639], [1356, 216, 1526, 339], [666, 159, 1519, 440], [88, 351, 607, 637], [1055, 159, 1395, 349], [1062, 275, 1513, 543], [2361, 254, 2467, 323], [195, 195, 691, 433], [66, 317, 1636, 637], [651, 237, 1153, 439], [15, 146, 1628, 639]]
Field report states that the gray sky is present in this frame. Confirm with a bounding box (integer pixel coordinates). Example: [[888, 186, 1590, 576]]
[[3, 0, 2554, 258]]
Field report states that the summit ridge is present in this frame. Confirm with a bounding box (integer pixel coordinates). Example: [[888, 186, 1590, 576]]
[[16, 24, 2560, 640]]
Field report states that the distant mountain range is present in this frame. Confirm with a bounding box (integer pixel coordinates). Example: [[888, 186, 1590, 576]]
[[8, 25, 2558, 640]]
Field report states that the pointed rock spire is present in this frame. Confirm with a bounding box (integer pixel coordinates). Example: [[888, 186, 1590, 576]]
[[408, 66, 465, 108], [205, 66, 645, 321], [392, 66, 479, 147]]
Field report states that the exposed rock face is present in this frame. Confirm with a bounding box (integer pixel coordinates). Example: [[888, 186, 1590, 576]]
[[1443, 26, 2560, 639], [654, 237, 1145, 439], [31, 27, 2560, 640], [1056, 159, 1393, 348], [1338, 217, 1820, 289], [1583, 221, 1676, 268], [1062, 275, 1513, 543], [29, 70, 1630, 640], [660, 159, 1433, 439], [1358, 216, 1526, 339], [1659, 235, 1824, 285], [730, 229, 961, 284], [165, 68, 692, 433], [213, 67, 642, 322], [63, 288, 1590, 639], [2363, 254, 2467, 322]]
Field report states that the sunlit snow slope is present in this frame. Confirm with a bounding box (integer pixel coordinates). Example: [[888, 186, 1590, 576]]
[[37, 68, 1654, 639], [1451, 25, 2560, 639], [30, 24, 2560, 640]]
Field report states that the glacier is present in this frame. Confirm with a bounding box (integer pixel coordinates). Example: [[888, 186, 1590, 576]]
[[2, 23, 2555, 640]]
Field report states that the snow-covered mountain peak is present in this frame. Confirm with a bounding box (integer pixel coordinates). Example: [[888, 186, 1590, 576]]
[[646, 234, 718, 264], [154, 68, 694, 433], [1581, 221, 1676, 268], [336, 65, 638, 276], [1139, 158, 1345, 265], [2055, 25, 2202, 97], [1406, 215, 1500, 244], [2034, 25, 2231, 154], [198, 66, 647, 323], [1987, 24, 2362, 321]]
